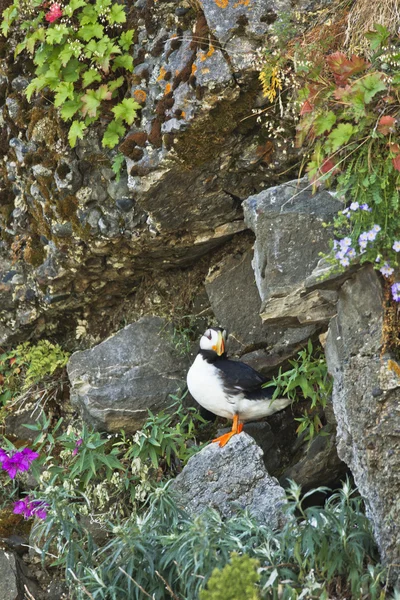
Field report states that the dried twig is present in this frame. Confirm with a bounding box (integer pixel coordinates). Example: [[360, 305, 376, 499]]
[[118, 567, 153, 599], [155, 570, 181, 600]]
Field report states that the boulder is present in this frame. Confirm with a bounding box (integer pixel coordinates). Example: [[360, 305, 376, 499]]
[[0, 551, 19, 600], [242, 179, 342, 310], [67, 316, 189, 432], [205, 241, 319, 370], [172, 432, 287, 528], [325, 266, 400, 585]]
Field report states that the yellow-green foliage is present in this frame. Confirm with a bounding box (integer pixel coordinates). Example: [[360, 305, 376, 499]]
[[199, 553, 260, 600], [0, 340, 69, 404], [15, 340, 69, 389]]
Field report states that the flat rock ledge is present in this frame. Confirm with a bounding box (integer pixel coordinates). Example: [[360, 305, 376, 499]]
[[172, 433, 286, 528]]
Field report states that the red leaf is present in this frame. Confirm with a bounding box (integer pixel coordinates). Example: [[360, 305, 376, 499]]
[[389, 142, 400, 154], [300, 100, 313, 115], [320, 158, 337, 174], [392, 154, 400, 171], [377, 115, 396, 135], [9, 357, 16, 366], [326, 52, 369, 86]]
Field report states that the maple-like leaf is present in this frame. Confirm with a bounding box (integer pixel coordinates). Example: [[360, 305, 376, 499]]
[[377, 116, 396, 135], [355, 73, 386, 104], [320, 158, 338, 175], [300, 100, 313, 116], [111, 98, 141, 125], [68, 120, 87, 148], [389, 142, 400, 154], [102, 119, 126, 149], [327, 123, 355, 152], [314, 111, 336, 135], [393, 155, 400, 171], [326, 52, 369, 86]]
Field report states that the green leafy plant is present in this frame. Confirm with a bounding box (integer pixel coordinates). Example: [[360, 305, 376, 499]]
[[0, 340, 69, 405], [29, 479, 385, 600], [200, 553, 260, 600], [1, 0, 139, 148], [265, 340, 332, 440], [259, 20, 400, 307], [116, 396, 206, 471]]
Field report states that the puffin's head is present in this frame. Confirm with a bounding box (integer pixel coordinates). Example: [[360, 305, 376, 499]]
[[199, 327, 227, 356]]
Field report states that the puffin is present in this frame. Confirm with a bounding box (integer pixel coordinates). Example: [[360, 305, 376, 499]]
[[187, 327, 292, 447]]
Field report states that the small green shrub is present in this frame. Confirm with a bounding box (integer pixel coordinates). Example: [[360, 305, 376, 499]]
[[264, 340, 332, 440], [1, 0, 139, 148], [0, 340, 69, 405], [200, 553, 260, 600]]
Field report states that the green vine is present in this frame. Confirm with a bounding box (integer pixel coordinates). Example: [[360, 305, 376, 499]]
[[1, 0, 139, 148], [260, 21, 400, 303]]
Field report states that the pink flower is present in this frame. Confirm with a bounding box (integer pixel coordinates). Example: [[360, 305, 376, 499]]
[[45, 3, 63, 23]]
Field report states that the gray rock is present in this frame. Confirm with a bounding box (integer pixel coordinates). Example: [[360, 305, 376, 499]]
[[6, 97, 21, 122], [68, 316, 189, 432], [11, 76, 30, 92], [9, 138, 36, 163], [243, 178, 342, 307], [198, 0, 285, 43], [280, 423, 347, 491], [0, 551, 19, 600], [325, 266, 400, 585], [205, 244, 319, 363], [172, 432, 287, 527]]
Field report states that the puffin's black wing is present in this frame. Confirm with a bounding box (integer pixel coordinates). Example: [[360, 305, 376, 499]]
[[214, 358, 272, 395]]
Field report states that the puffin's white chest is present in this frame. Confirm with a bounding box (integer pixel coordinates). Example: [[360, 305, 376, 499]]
[[187, 355, 236, 419]]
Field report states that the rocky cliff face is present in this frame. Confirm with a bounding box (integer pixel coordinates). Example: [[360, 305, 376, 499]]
[[1, 0, 399, 588]]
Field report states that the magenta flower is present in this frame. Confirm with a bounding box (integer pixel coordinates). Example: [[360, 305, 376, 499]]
[[0, 448, 39, 479], [45, 3, 63, 23], [13, 496, 48, 520], [72, 438, 83, 457]]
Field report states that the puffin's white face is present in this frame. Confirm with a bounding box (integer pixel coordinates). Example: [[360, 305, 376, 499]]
[[199, 328, 227, 355]]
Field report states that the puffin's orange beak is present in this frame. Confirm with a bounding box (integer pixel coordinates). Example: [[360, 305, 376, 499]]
[[213, 331, 225, 356]]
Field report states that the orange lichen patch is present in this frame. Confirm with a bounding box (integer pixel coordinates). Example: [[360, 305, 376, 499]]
[[133, 89, 147, 104], [191, 63, 197, 75], [181, 111, 186, 118], [165, 83, 172, 95], [233, 0, 249, 7], [201, 68, 210, 74], [157, 66, 167, 81], [215, 0, 228, 7], [200, 44, 215, 62], [388, 359, 400, 378]]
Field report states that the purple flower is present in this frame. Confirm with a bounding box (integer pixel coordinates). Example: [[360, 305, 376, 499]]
[[13, 496, 48, 520], [350, 202, 359, 211], [359, 232, 368, 250], [360, 203, 372, 212], [380, 262, 394, 277], [340, 257, 350, 267], [366, 230, 377, 242], [1, 448, 39, 479], [0, 449, 8, 463], [391, 282, 400, 301], [72, 438, 83, 457], [340, 237, 352, 249], [393, 241, 400, 252], [372, 224, 381, 233], [347, 248, 356, 259]]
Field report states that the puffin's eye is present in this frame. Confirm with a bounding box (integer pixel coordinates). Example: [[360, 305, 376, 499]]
[[205, 330, 212, 340]]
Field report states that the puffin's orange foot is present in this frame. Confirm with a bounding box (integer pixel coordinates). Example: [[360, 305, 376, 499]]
[[212, 431, 239, 447]]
